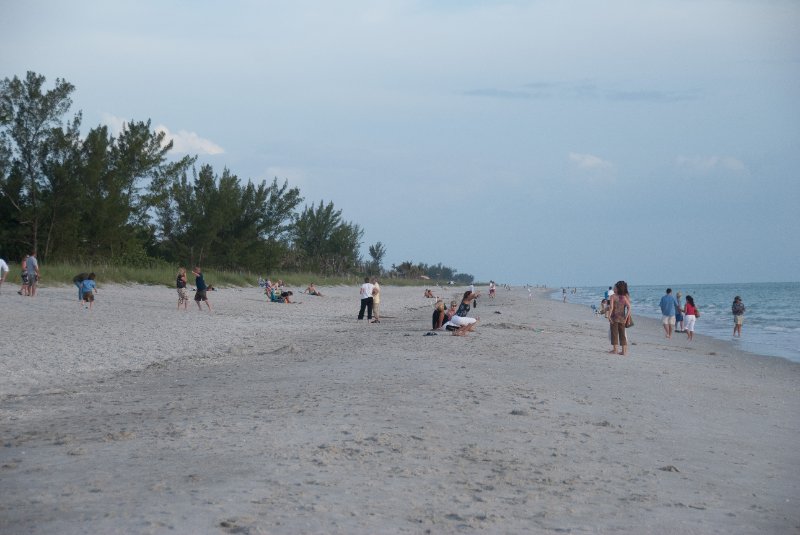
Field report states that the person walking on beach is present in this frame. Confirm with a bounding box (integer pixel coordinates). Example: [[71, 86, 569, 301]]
[[17, 254, 29, 295], [176, 267, 189, 310], [370, 277, 381, 323], [25, 251, 40, 297], [608, 280, 631, 356], [0, 257, 8, 292], [675, 291, 685, 333], [192, 266, 212, 311], [659, 288, 679, 338], [358, 277, 374, 321], [73, 272, 89, 303], [80, 273, 97, 310], [732, 296, 745, 337], [684, 295, 699, 342]]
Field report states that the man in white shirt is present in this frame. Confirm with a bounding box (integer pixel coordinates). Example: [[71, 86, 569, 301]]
[[358, 277, 374, 320], [0, 257, 9, 291]]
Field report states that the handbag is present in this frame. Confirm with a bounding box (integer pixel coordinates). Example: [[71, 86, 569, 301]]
[[625, 315, 634, 328]]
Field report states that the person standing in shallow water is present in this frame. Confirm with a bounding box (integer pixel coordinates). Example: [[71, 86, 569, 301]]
[[732, 296, 745, 337], [608, 280, 631, 356]]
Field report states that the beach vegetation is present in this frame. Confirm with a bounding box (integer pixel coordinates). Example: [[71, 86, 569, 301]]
[[1, 71, 475, 285]]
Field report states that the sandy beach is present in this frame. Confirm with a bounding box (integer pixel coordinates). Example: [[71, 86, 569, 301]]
[[1, 283, 798, 534]]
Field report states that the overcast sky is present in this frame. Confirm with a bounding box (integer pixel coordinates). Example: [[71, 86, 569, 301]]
[[3, 0, 798, 285]]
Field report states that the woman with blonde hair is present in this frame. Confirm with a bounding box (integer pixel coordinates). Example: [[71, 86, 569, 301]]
[[608, 280, 632, 356]]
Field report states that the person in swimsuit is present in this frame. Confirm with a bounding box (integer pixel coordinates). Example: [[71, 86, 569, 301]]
[[608, 280, 631, 356]]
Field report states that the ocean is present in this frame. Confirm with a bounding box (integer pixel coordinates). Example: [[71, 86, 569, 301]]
[[551, 282, 800, 364]]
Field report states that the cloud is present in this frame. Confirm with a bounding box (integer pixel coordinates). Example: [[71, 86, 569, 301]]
[[154, 125, 224, 155], [606, 89, 698, 103], [101, 113, 127, 135], [676, 155, 746, 173], [569, 152, 613, 170], [462, 88, 538, 99], [101, 114, 224, 155], [464, 82, 698, 103]]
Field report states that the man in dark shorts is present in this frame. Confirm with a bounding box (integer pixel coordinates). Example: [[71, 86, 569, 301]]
[[192, 266, 213, 311]]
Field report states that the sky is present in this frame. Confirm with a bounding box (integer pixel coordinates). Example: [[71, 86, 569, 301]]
[[2, 0, 799, 286]]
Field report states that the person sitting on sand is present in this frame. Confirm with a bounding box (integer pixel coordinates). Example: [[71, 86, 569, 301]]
[[305, 283, 323, 296], [269, 288, 294, 303], [424, 289, 435, 299], [431, 299, 447, 330]]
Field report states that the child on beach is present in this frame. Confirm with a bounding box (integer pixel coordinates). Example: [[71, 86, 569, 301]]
[[732, 296, 745, 337], [176, 267, 189, 310], [73, 272, 89, 303], [192, 267, 213, 311], [80, 273, 97, 310]]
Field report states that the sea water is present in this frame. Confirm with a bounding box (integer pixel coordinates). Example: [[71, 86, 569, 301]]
[[552, 282, 800, 363]]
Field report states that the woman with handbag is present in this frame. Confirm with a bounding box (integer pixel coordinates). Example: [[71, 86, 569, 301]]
[[608, 280, 632, 356], [684, 295, 699, 342]]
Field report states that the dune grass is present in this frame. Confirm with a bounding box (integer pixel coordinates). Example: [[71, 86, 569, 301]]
[[6, 262, 441, 289]]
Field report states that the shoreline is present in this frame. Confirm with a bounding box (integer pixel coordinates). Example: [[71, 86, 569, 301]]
[[1, 284, 798, 533], [548, 289, 797, 366]]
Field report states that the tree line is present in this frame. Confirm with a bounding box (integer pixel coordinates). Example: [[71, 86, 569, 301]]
[[1, 71, 473, 283]]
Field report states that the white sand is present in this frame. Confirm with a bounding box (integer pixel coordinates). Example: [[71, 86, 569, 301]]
[[1, 283, 798, 534]]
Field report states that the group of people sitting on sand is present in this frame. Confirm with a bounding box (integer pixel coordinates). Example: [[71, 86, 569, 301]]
[[428, 289, 480, 336], [261, 278, 294, 303]]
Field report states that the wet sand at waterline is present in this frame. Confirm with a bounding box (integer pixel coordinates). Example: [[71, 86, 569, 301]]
[[1, 284, 798, 534]]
